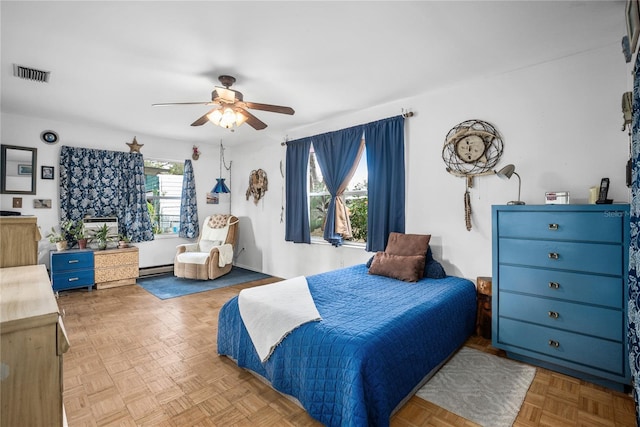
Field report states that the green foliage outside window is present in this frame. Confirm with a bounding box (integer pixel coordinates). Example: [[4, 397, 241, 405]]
[[346, 196, 368, 242]]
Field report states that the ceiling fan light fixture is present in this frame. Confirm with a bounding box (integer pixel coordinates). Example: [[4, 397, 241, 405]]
[[219, 108, 236, 129], [207, 109, 223, 125], [235, 111, 249, 126]]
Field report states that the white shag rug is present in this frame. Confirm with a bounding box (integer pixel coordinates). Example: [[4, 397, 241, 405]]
[[416, 347, 536, 427]]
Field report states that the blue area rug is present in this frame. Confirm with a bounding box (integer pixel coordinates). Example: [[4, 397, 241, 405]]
[[137, 266, 272, 300]]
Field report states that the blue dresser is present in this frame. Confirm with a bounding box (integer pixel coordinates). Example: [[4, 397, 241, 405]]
[[50, 249, 94, 292], [492, 204, 630, 391]]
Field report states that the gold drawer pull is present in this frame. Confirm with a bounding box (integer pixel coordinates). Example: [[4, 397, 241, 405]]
[[548, 311, 559, 319], [548, 223, 559, 230], [548, 282, 560, 289], [548, 252, 559, 260], [548, 340, 560, 348]]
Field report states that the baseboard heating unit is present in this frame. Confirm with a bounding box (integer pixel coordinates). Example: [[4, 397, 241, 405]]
[[138, 265, 173, 278]]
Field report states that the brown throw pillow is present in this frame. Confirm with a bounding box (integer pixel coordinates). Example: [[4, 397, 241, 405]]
[[368, 252, 426, 282], [385, 232, 431, 257]]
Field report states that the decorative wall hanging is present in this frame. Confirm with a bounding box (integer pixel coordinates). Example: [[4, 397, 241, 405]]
[[442, 119, 504, 231], [40, 130, 58, 145], [192, 145, 200, 160], [126, 136, 143, 153], [246, 169, 268, 205]]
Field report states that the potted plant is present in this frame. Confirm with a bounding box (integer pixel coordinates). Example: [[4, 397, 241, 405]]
[[90, 223, 112, 250], [47, 220, 73, 251], [118, 233, 131, 249], [72, 220, 89, 249]]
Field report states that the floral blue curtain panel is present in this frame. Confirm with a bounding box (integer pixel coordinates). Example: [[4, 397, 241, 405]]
[[59, 146, 154, 242], [630, 55, 640, 424], [179, 159, 199, 238]]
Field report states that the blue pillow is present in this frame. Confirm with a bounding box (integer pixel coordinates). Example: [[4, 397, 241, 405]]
[[366, 255, 375, 268], [424, 259, 446, 279], [423, 246, 446, 278]]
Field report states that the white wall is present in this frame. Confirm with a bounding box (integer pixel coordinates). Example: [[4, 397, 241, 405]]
[[0, 115, 230, 268], [233, 43, 630, 281], [1, 43, 630, 280]]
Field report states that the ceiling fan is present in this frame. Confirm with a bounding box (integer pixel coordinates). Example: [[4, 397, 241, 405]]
[[152, 75, 295, 130]]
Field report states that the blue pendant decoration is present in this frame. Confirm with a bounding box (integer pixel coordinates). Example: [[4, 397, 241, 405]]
[[212, 178, 230, 194]]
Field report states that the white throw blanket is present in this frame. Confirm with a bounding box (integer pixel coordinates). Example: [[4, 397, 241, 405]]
[[217, 243, 233, 267], [238, 276, 322, 362]]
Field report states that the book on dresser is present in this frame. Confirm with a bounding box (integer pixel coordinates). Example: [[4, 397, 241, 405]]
[[492, 204, 630, 391]]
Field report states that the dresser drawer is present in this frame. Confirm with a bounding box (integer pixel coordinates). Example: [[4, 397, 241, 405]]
[[498, 238, 622, 276], [498, 318, 624, 375], [51, 251, 94, 272], [498, 265, 622, 308], [52, 269, 94, 291], [499, 292, 622, 341], [95, 264, 138, 283], [497, 211, 623, 243]]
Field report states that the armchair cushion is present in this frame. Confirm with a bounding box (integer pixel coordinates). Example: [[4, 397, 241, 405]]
[[199, 239, 223, 253]]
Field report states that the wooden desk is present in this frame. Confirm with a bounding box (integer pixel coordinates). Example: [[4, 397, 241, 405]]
[[0, 264, 69, 427]]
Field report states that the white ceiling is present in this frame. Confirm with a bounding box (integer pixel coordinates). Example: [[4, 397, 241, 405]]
[[0, 1, 625, 147]]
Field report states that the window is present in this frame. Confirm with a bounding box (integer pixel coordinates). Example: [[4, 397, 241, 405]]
[[308, 145, 368, 244], [144, 160, 183, 234]]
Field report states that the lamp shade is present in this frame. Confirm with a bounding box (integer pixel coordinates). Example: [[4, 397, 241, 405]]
[[496, 164, 515, 180], [212, 178, 230, 194]]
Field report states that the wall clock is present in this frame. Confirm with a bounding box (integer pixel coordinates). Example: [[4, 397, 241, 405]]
[[442, 119, 504, 230], [40, 130, 59, 145]]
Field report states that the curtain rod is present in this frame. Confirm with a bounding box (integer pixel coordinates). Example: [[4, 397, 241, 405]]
[[280, 110, 414, 146]]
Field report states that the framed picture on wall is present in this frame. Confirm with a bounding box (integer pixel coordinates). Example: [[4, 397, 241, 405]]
[[41, 166, 54, 180], [626, 0, 640, 54]]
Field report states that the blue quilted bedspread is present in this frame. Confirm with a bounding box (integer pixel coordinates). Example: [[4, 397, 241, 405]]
[[217, 264, 476, 426]]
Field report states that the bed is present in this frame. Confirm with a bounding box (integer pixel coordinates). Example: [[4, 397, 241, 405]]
[[217, 263, 476, 426]]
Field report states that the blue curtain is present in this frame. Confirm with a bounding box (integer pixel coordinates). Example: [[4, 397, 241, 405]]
[[364, 115, 406, 252], [313, 125, 364, 246], [179, 159, 199, 238], [59, 146, 154, 242], [285, 137, 312, 243], [629, 55, 640, 425]]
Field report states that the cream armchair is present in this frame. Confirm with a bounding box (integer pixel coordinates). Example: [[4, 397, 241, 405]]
[[174, 215, 239, 280]]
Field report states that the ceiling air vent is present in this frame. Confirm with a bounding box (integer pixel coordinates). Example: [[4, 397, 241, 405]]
[[12, 64, 50, 83]]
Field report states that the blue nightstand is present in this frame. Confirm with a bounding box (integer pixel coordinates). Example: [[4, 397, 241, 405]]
[[50, 249, 94, 293]]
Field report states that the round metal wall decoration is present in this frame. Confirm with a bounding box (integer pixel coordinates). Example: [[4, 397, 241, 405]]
[[442, 119, 504, 231], [442, 119, 503, 177], [40, 130, 59, 145]]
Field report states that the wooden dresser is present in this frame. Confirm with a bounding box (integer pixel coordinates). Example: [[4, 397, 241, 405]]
[[492, 204, 630, 391], [0, 264, 69, 427], [94, 246, 139, 289], [0, 216, 41, 267]]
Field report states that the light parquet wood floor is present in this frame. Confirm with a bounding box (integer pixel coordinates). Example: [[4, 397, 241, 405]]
[[57, 278, 637, 427]]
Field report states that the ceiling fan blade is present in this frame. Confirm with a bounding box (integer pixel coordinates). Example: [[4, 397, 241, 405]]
[[190, 107, 220, 126], [236, 107, 267, 130], [152, 101, 212, 107], [244, 101, 295, 115]]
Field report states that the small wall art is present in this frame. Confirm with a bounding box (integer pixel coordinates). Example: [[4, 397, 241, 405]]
[[41, 166, 54, 180], [206, 192, 219, 204], [34, 199, 52, 209]]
